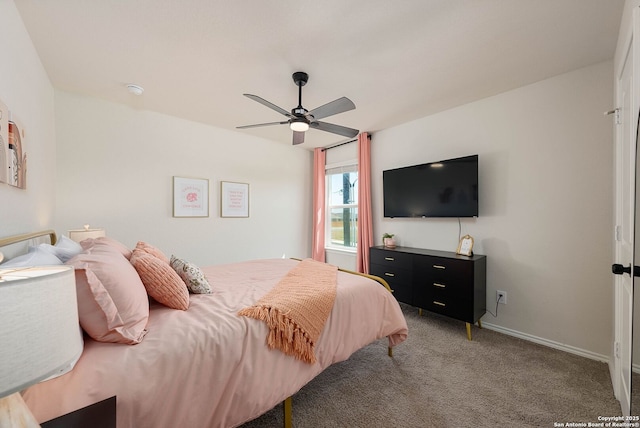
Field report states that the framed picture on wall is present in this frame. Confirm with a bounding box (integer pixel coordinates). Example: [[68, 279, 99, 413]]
[[0, 98, 8, 184], [7, 112, 27, 189], [221, 181, 249, 218], [173, 176, 209, 217]]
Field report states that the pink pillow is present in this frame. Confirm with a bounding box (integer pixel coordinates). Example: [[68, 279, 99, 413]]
[[130, 251, 189, 310], [134, 241, 169, 264], [67, 243, 149, 344], [81, 236, 133, 260]]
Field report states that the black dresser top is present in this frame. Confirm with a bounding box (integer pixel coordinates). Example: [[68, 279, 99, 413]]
[[370, 245, 486, 261]]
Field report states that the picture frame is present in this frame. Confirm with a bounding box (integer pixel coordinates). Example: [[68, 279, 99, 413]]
[[221, 181, 249, 218], [456, 234, 474, 256], [7, 112, 27, 189], [0, 99, 8, 184], [173, 176, 209, 217]]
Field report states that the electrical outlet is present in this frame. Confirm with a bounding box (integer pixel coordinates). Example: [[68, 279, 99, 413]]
[[497, 290, 507, 304]]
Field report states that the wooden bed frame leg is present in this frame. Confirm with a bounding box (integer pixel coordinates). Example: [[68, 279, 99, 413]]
[[283, 396, 292, 428]]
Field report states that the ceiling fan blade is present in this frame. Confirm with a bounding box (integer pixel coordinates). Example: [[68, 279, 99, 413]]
[[292, 131, 305, 145], [243, 94, 292, 117], [311, 121, 359, 138], [308, 97, 355, 120], [236, 121, 288, 129]]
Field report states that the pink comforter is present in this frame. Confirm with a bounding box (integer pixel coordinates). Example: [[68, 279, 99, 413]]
[[23, 259, 408, 428]]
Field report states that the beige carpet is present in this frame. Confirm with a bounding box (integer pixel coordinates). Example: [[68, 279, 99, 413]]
[[240, 303, 621, 428]]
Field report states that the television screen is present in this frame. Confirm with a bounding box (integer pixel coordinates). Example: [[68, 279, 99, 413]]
[[383, 155, 478, 218]]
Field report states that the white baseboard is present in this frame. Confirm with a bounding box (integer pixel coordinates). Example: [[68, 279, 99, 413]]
[[481, 322, 610, 363]]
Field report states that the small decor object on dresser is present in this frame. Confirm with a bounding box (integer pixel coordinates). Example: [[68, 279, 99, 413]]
[[383, 233, 396, 248], [456, 234, 474, 256]]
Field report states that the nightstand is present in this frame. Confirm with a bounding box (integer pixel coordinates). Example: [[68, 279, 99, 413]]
[[41, 396, 116, 428]]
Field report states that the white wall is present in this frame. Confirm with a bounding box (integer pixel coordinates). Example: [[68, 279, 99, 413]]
[[54, 91, 313, 266], [0, 1, 56, 238], [371, 61, 614, 357]]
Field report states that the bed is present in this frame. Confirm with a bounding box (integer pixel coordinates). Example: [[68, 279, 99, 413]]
[[0, 230, 408, 428]]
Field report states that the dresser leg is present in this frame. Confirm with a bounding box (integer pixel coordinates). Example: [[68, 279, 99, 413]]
[[388, 346, 393, 357], [477, 319, 482, 329], [466, 322, 472, 340], [418, 308, 423, 317]]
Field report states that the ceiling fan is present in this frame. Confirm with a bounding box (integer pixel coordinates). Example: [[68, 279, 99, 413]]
[[237, 71, 359, 145]]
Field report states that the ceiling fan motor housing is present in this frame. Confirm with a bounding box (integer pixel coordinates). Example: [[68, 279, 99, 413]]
[[292, 106, 309, 118], [292, 71, 308, 87]]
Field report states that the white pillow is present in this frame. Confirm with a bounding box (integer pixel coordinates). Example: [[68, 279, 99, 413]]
[[36, 235, 83, 262], [0, 247, 63, 267]]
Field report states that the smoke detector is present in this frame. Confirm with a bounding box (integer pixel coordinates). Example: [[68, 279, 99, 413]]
[[126, 84, 144, 96]]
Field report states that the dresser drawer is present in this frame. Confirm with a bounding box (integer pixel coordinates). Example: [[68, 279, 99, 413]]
[[370, 263, 412, 305], [417, 257, 474, 290], [414, 276, 471, 300], [370, 248, 412, 269], [420, 296, 474, 323], [425, 257, 472, 276]]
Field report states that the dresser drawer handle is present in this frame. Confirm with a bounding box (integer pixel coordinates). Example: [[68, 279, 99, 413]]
[[433, 283, 446, 288], [433, 265, 446, 269], [384, 273, 395, 277], [384, 257, 395, 261], [433, 301, 446, 307]]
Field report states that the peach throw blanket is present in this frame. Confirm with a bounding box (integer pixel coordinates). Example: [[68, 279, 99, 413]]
[[238, 259, 337, 364]]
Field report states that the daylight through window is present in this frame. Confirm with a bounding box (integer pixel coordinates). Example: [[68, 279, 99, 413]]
[[326, 164, 358, 250]]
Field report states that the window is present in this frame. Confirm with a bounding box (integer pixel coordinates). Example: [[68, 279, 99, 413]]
[[326, 163, 358, 251]]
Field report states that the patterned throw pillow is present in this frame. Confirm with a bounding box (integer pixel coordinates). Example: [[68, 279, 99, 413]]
[[170, 256, 212, 294]]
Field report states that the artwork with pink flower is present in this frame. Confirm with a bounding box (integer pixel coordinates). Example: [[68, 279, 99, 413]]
[[173, 177, 209, 217]]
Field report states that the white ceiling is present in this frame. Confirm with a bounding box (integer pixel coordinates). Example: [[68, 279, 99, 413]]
[[14, 0, 624, 149]]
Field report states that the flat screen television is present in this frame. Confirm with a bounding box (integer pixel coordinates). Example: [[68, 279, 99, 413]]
[[383, 155, 478, 218]]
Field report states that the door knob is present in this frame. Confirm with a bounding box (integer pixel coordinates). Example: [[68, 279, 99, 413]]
[[612, 263, 640, 277], [612, 263, 632, 275]]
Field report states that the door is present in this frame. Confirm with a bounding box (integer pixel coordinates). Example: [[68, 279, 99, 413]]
[[613, 10, 639, 416]]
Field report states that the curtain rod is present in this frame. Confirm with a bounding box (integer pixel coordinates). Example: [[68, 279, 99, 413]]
[[321, 134, 370, 152]]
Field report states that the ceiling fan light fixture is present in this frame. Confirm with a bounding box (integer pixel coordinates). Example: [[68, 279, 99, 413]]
[[290, 119, 309, 132]]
